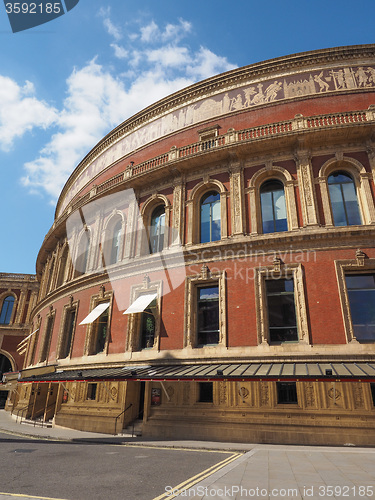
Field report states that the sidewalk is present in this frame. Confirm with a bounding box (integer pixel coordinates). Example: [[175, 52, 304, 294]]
[[0, 409, 253, 450]]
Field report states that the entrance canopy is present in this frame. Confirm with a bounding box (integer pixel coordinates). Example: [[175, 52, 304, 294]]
[[123, 293, 157, 314], [20, 362, 375, 383], [79, 303, 110, 325]]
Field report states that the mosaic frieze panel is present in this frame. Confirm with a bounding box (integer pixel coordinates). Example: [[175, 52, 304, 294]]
[[59, 63, 375, 215]]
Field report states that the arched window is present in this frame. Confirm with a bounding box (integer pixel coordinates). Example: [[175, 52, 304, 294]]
[[149, 206, 165, 254], [260, 180, 288, 234], [110, 219, 122, 265], [74, 231, 90, 278], [0, 296, 15, 325], [200, 191, 221, 243], [328, 171, 361, 226], [56, 246, 70, 288]]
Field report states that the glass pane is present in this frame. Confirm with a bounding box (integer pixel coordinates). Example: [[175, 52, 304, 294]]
[[328, 172, 352, 184], [329, 183, 347, 226], [342, 183, 361, 225], [200, 192, 221, 243], [266, 280, 298, 342], [198, 286, 219, 345], [273, 189, 287, 220], [266, 279, 294, 294], [346, 274, 375, 290], [211, 219, 221, 242], [267, 295, 297, 327], [200, 203, 211, 224], [202, 192, 220, 204], [150, 207, 165, 253], [261, 182, 287, 234], [0, 296, 15, 325], [261, 191, 274, 233], [141, 310, 155, 349], [211, 199, 221, 221], [348, 289, 375, 341]]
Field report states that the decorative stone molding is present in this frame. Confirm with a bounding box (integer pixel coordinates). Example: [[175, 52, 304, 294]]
[[171, 180, 185, 246], [254, 263, 309, 345], [295, 150, 319, 226], [184, 268, 226, 348], [229, 161, 246, 236]]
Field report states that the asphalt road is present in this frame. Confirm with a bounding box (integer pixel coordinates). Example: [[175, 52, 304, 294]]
[[0, 432, 234, 500]]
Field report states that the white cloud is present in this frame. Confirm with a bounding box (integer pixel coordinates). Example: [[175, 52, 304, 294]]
[[140, 20, 159, 43], [110, 43, 128, 59], [0, 76, 57, 151], [161, 19, 192, 43], [99, 7, 122, 41], [21, 17, 236, 201], [147, 46, 191, 67], [186, 47, 236, 80]]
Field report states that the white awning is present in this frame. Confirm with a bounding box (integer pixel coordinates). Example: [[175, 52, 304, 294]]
[[17, 328, 39, 353], [123, 293, 157, 314], [79, 302, 110, 325]]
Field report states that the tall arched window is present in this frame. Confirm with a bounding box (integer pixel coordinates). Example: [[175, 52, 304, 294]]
[[149, 206, 165, 254], [200, 191, 221, 243], [328, 171, 361, 226], [0, 296, 15, 325], [260, 180, 288, 234], [74, 231, 90, 278], [110, 219, 122, 265], [56, 245, 70, 288]]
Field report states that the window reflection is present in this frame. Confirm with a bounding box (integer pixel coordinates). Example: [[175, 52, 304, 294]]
[[197, 286, 219, 345], [0, 296, 15, 325], [260, 180, 288, 234], [266, 279, 298, 342], [200, 191, 221, 243], [345, 274, 375, 341], [149, 206, 165, 254], [328, 172, 361, 226]]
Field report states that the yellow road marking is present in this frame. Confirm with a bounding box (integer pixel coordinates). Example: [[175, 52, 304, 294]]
[[0, 493, 67, 500], [153, 452, 242, 500]]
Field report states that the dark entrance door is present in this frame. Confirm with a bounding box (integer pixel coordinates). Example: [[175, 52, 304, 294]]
[[138, 381, 145, 419]]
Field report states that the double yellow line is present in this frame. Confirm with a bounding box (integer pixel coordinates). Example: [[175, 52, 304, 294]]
[[153, 452, 242, 500]]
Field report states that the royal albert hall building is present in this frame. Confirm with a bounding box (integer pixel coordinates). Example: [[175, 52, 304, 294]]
[[14, 44, 375, 445]]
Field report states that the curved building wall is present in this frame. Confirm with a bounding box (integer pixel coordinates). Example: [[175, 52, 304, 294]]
[[17, 45, 375, 444]]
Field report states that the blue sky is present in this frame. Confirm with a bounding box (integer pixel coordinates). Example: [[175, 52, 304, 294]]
[[1, 0, 374, 274]]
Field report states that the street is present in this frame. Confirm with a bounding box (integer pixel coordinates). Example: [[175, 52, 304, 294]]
[[0, 432, 234, 500]]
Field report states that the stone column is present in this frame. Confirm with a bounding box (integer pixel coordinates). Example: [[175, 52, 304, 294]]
[[248, 186, 258, 235], [318, 176, 334, 226], [123, 195, 139, 259], [229, 161, 246, 236], [295, 150, 320, 227], [15, 287, 27, 324], [171, 179, 185, 246]]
